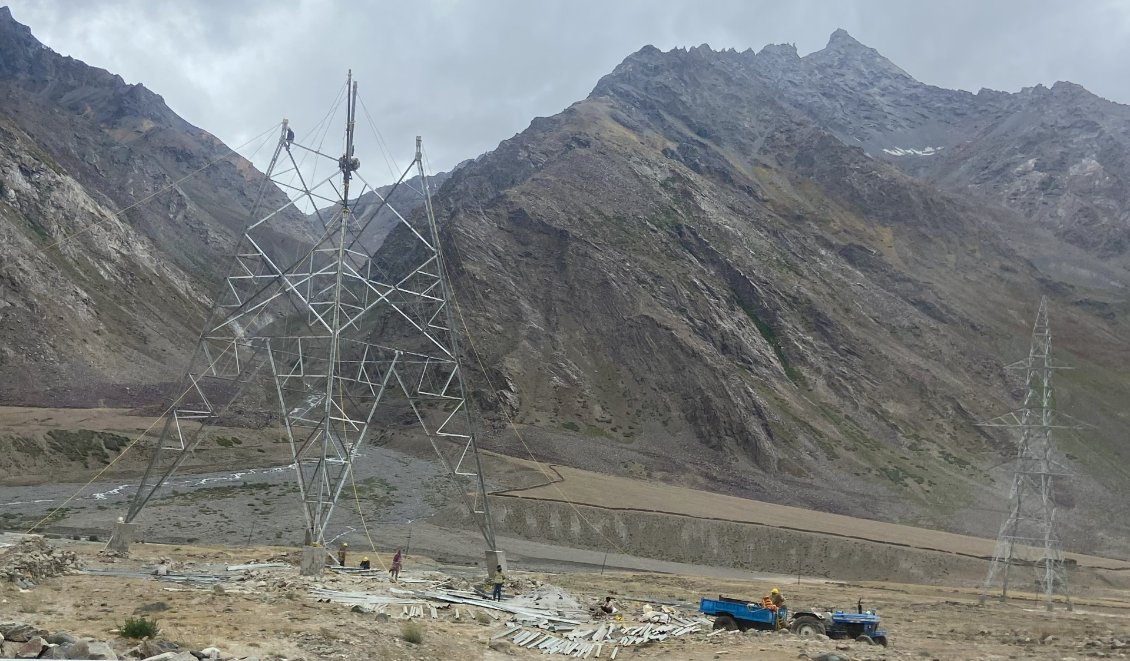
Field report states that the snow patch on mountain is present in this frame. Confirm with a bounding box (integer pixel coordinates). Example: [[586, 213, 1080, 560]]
[[882, 146, 943, 157]]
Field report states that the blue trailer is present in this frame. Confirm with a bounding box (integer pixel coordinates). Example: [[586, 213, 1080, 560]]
[[699, 596, 787, 631]]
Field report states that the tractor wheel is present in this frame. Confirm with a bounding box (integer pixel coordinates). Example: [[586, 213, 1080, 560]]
[[856, 634, 874, 645], [874, 635, 888, 647], [790, 615, 825, 637], [712, 615, 738, 631]]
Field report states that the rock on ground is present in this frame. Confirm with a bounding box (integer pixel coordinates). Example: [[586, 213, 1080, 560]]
[[0, 537, 79, 587]]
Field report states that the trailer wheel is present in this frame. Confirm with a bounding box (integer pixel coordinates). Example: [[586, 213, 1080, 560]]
[[712, 615, 738, 631], [791, 615, 825, 637]]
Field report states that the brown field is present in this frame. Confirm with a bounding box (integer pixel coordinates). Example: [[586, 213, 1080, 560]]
[[5, 406, 1130, 660], [3, 540, 1130, 661], [492, 462, 1130, 571]]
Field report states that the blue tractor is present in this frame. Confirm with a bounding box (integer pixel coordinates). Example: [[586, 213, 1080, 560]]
[[700, 596, 888, 647], [790, 600, 888, 647]]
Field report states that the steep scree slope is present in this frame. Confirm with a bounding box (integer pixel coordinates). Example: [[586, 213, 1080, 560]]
[[382, 36, 1130, 555], [0, 9, 308, 405]]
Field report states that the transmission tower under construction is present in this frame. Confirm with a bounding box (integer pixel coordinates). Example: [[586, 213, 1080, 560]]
[[108, 72, 498, 574], [978, 296, 1073, 610]]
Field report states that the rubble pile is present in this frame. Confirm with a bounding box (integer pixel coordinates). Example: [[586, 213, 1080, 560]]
[[507, 583, 585, 613], [2, 621, 115, 660], [0, 536, 79, 588], [0, 621, 292, 660]]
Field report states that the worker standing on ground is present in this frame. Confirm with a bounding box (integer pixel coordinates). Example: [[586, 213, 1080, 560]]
[[337, 542, 348, 567], [492, 564, 505, 601], [389, 549, 403, 582]]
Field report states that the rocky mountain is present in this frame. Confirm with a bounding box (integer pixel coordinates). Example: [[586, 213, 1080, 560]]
[[3, 6, 1129, 557], [319, 167, 458, 248], [384, 33, 1130, 554], [699, 30, 1130, 265], [0, 7, 307, 406]]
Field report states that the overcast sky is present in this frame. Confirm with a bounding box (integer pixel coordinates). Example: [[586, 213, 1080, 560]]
[[7, 0, 1130, 179]]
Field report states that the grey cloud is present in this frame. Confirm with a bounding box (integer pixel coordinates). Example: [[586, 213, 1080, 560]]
[[7, 0, 1130, 178]]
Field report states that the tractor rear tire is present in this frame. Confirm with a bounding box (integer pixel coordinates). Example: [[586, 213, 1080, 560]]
[[712, 615, 738, 631], [791, 615, 825, 637]]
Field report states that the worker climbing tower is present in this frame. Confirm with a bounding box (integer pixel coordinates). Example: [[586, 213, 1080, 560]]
[[978, 296, 1073, 611], [110, 72, 496, 573]]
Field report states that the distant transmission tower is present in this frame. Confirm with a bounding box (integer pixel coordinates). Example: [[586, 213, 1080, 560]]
[[978, 296, 1073, 611], [109, 72, 496, 573]]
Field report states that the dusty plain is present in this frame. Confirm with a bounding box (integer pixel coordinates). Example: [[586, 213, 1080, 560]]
[[3, 540, 1130, 661], [4, 407, 1130, 660]]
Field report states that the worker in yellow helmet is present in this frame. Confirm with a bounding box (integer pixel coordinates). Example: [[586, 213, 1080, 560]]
[[769, 587, 786, 608], [359, 556, 371, 570], [337, 542, 348, 566]]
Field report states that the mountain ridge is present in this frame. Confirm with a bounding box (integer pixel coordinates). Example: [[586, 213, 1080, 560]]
[[0, 7, 307, 406], [3, 12, 1129, 556], [401, 30, 1130, 554]]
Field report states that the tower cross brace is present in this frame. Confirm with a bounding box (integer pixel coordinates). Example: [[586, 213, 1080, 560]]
[[978, 296, 1073, 611], [113, 72, 496, 565]]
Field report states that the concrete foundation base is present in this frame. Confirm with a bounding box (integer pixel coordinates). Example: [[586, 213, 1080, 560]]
[[485, 549, 507, 578], [301, 546, 326, 576], [107, 522, 137, 554]]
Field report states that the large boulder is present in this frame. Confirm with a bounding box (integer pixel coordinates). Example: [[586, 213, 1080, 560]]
[[1, 622, 43, 642], [0, 640, 22, 658], [35, 639, 91, 659], [45, 631, 77, 645], [14, 636, 46, 658], [86, 640, 119, 660], [137, 639, 181, 657]]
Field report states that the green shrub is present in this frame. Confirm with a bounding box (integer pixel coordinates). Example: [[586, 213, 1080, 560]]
[[121, 616, 160, 639], [400, 621, 424, 644]]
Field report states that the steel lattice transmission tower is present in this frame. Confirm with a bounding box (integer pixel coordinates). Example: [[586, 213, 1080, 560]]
[[112, 73, 496, 563], [978, 296, 1073, 611]]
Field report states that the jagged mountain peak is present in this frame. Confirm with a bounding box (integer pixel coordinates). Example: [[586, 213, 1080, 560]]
[[0, 10, 181, 129], [826, 27, 863, 48], [0, 5, 47, 75], [805, 28, 914, 80], [0, 5, 21, 26], [757, 42, 800, 59]]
